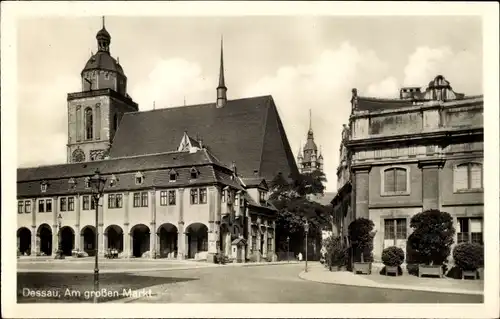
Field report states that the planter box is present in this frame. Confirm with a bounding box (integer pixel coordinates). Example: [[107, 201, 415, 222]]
[[462, 270, 478, 280], [478, 267, 484, 280], [418, 264, 443, 278], [353, 262, 372, 275], [385, 265, 399, 276]]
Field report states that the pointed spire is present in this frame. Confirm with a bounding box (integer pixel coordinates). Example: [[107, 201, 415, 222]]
[[102, 16, 106, 29], [309, 109, 312, 131], [216, 35, 227, 108], [96, 16, 111, 53], [153, 101, 156, 110]]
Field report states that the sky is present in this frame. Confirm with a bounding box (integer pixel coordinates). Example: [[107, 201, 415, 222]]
[[16, 16, 483, 191]]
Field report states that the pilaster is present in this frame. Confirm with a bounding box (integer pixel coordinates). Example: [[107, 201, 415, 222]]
[[352, 164, 371, 219], [418, 159, 445, 210], [74, 195, 81, 250], [123, 192, 130, 258], [31, 199, 37, 256], [52, 197, 59, 254], [177, 188, 185, 259], [149, 189, 157, 258]]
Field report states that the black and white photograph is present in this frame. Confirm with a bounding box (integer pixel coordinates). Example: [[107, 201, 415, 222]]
[[1, 1, 499, 318]]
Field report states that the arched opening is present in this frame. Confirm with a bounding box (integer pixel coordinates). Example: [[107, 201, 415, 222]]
[[17, 227, 31, 256], [81, 226, 96, 256], [157, 223, 178, 258], [37, 224, 52, 256], [186, 223, 208, 259], [60, 226, 75, 256], [260, 227, 265, 254], [105, 225, 124, 252], [131, 224, 150, 258], [85, 107, 93, 140], [219, 224, 231, 256]]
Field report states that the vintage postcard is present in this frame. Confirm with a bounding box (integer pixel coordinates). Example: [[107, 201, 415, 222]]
[[1, 1, 499, 318]]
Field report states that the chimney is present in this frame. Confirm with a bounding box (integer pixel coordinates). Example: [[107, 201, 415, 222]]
[[351, 88, 358, 110], [231, 161, 237, 177]]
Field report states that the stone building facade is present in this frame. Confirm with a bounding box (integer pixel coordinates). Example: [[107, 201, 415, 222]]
[[17, 21, 299, 262], [331, 75, 483, 261]]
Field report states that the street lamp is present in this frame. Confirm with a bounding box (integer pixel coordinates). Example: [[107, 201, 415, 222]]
[[89, 169, 106, 304], [286, 236, 290, 263], [56, 213, 64, 259], [304, 220, 309, 273]]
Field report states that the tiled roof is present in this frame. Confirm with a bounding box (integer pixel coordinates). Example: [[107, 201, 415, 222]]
[[109, 95, 299, 183], [240, 177, 267, 189], [17, 150, 219, 182]]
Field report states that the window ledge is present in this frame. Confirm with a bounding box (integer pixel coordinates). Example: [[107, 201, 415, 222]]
[[454, 188, 483, 194], [380, 191, 410, 197]]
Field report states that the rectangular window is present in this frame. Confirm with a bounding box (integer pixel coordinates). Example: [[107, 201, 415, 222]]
[[133, 193, 140, 207], [18, 201, 24, 214], [384, 170, 395, 193], [221, 189, 226, 203], [259, 191, 266, 202], [267, 230, 273, 253], [470, 164, 482, 189], [199, 188, 207, 204], [68, 197, 74, 211], [191, 189, 199, 205], [168, 190, 176, 205], [25, 200, 31, 213], [252, 233, 257, 251], [454, 165, 469, 190], [395, 169, 407, 192], [83, 196, 90, 210], [384, 218, 407, 240], [60, 198, 67, 212], [91, 196, 96, 210], [108, 194, 116, 208], [46, 199, 52, 212], [141, 192, 148, 207], [455, 163, 483, 191], [160, 191, 168, 206], [38, 199, 45, 213], [116, 194, 123, 208], [458, 217, 483, 245]]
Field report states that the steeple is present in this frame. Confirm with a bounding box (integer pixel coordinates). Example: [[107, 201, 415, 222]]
[[96, 16, 111, 53], [216, 35, 227, 108]]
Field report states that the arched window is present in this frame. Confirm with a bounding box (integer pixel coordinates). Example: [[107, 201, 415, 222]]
[[113, 114, 119, 132], [454, 162, 482, 191], [383, 167, 408, 194], [85, 107, 93, 140]]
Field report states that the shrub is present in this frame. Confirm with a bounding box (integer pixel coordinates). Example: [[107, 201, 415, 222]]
[[324, 236, 348, 268], [348, 218, 375, 263], [453, 243, 484, 271], [382, 246, 405, 267], [408, 209, 455, 266]]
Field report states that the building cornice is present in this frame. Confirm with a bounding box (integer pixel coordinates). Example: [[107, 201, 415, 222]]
[[346, 127, 483, 149], [67, 88, 138, 109]]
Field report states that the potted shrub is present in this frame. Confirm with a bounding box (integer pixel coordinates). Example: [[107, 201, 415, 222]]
[[348, 218, 375, 275], [324, 236, 347, 271], [453, 242, 484, 280], [382, 246, 405, 276], [408, 209, 455, 278]]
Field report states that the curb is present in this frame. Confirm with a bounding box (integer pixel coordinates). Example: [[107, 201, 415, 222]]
[[17, 261, 299, 274], [298, 271, 483, 296]]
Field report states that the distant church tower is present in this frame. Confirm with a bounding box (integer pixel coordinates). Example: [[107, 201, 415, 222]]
[[297, 110, 323, 174], [66, 17, 139, 163]]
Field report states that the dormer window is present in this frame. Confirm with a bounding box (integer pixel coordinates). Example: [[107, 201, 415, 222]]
[[109, 174, 118, 187], [68, 178, 76, 189], [238, 192, 244, 207], [40, 181, 48, 193], [84, 177, 90, 189], [221, 189, 226, 203], [259, 191, 266, 203], [135, 172, 144, 185], [190, 167, 199, 179], [169, 169, 177, 182]]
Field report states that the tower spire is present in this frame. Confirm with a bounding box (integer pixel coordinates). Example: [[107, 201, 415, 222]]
[[216, 35, 227, 108], [102, 16, 105, 29], [96, 16, 111, 53], [309, 109, 312, 131]]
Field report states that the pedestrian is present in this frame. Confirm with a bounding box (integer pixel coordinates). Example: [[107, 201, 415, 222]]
[[298, 252, 303, 262]]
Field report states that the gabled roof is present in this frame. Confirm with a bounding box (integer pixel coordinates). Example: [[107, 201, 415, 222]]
[[240, 177, 268, 190], [109, 95, 299, 183]]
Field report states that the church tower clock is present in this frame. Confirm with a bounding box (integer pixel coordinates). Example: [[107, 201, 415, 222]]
[[66, 17, 138, 163]]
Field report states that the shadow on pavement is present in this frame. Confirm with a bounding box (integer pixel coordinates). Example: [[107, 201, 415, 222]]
[[18, 272, 197, 303]]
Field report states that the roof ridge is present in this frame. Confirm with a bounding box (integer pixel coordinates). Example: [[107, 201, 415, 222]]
[[123, 95, 273, 116]]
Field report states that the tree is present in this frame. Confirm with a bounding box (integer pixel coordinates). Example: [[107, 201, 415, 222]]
[[408, 209, 455, 266], [348, 218, 375, 263], [269, 171, 331, 258]]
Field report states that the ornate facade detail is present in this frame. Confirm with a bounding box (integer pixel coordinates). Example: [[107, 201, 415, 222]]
[[72, 148, 85, 163]]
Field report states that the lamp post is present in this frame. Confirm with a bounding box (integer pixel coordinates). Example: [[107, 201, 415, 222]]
[[89, 169, 106, 304], [57, 213, 64, 259], [286, 236, 290, 263], [304, 220, 309, 273]]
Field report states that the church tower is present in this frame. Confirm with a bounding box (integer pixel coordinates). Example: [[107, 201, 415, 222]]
[[297, 110, 323, 174], [66, 17, 138, 163]]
